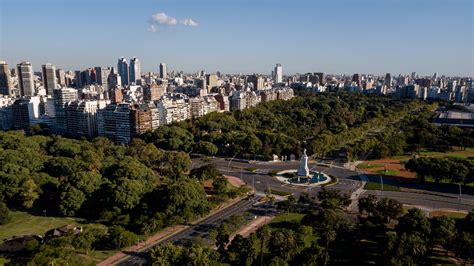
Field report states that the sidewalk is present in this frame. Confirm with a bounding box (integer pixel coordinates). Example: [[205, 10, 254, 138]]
[[230, 215, 274, 239], [348, 174, 368, 211], [97, 224, 186, 266], [98, 196, 247, 265]]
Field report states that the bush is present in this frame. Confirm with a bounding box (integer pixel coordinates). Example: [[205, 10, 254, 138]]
[[0, 201, 11, 225]]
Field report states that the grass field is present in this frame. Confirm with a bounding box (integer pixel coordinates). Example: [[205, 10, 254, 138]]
[[361, 148, 474, 179], [357, 163, 383, 169], [430, 211, 468, 219], [376, 169, 400, 176], [271, 213, 305, 224], [364, 181, 401, 192], [416, 148, 474, 159], [0, 211, 104, 241], [265, 189, 291, 196]]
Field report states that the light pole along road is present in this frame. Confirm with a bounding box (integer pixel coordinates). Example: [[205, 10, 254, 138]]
[[115, 157, 474, 265]]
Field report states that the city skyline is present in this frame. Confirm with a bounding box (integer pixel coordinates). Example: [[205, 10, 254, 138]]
[[1, 0, 472, 76]]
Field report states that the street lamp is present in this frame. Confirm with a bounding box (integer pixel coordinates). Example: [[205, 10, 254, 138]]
[[458, 183, 462, 211], [379, 175, 384, 197]]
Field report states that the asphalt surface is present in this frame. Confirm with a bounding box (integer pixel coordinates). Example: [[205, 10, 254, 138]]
[[115, 157, 474, 265], [195, 157, 474, 212], [117, 195, 268, 265]]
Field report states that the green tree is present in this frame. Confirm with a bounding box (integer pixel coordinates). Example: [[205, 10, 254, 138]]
[[0, 201, 11, 225], [430, 216, 456, 254], [108, 225, 137, 250], [215, 223, 230, 258], [269, 229, 299, 261], [227, 234, 258, 265], [396, 208, 431, 240], [317, 188, 351, 210], [212, 176, 229, 195], [165, 178, 210, 223], [18, 178, 39, 209], [194, 141, 218, 156], [59, 185, 85, 216], [190, 164, 220, 181]]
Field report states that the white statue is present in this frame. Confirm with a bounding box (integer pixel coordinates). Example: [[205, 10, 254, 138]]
[[297, 149, 310, 178]]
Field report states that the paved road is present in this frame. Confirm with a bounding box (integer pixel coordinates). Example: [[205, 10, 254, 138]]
[[115, 157, 474, 265], [117, 195, 267, 265], [194, 157, 474, 212]]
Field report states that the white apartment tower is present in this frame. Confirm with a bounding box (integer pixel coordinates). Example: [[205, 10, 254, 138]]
[[42, 63, 57, 95], [160, 63, 168, 79], [17, 61, 35, 96], [129, 57, 141, 84], [274, 63, 283, 83]]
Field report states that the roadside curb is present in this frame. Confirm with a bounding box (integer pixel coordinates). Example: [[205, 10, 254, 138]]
[[108, 195, 249, 265]]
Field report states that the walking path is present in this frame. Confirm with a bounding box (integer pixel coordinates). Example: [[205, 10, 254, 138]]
[[98, 196, 247, 265], [97, 225, 186, 266], [348, 174, 368, 211], [230, 216, 274, 240]]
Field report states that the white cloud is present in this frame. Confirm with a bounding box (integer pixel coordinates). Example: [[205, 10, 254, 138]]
[[148, 12, 198, 32], [181, 18, 198, 27], [148, 24, 157, 32], [151, 12, 177, 26]]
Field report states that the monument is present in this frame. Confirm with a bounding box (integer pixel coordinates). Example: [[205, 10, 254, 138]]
[[297, 149, 310, 181]]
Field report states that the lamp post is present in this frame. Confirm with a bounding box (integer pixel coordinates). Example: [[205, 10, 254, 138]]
[[458, 183, 462, 211], [380, 175, 384, 197]]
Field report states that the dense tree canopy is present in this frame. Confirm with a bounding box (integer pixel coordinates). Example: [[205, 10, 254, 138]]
[[0, 131, 212, 235]]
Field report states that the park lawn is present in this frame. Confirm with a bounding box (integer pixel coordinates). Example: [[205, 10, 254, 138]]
[[362, 148, 474, 180], [271, 213, 305, 224], [430, 211, 467, 219], [416, 148, 474, 159], [0, 211, 104, 241], [364, 181, 401, 192], [357, 163, 383, 169], [78, 249, 118, 264], [376, 169, 399, 176], [265, 189, 291, 197]]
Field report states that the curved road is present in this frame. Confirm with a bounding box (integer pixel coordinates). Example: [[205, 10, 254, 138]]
[[114, 157, 474, 265]]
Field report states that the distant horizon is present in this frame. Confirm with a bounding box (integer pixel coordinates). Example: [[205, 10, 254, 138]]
[[2, 59, 473, 78], [1, 0, 472, 76]]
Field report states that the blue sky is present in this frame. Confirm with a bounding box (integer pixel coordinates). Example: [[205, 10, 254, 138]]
[[0, 0, 472, 76]]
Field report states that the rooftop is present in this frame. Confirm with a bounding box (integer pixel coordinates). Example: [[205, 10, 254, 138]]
[[437, 111, 474, 120]]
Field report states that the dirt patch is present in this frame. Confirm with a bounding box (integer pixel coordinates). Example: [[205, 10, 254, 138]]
[[224, 175, 245, 187], [230, 216, 274, 240], [430, 210, 468, 219], [360, 159, 416, 179]]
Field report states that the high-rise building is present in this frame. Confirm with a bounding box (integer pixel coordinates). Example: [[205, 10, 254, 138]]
[[109, 88, 123, 103], [65, 100, 104, 137], [206, 74, 218, 91], [314, 72, 324, 85], [130, 104, 152, 136], [0, 61, 13, 96], [53, 88, 78, 134], [352, 73, 362, 88], [98, 103, 132, 144], [56, 69, 66, 86], [274, 64, 283, 83], [247, 75, 265, 90], [129, 57, 141, 84], [42, 63, 57, 95], [143, 83, 165, 102], [107, 73, 122, 89], [160, 63, 168, 79], [95, 67, 110, 88], [384, 73, 391, 86], [17, 61, 35, 96], [117, 57, 129, 86], [12, 98, 33, 129]]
